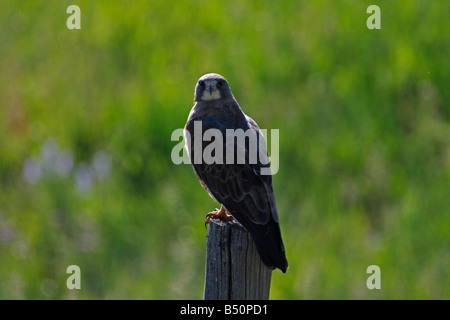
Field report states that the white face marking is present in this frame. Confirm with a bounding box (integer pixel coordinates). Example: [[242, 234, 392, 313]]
[[201, 80, 221, 101]]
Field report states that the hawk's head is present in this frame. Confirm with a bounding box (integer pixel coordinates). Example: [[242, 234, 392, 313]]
[[195, 73, 232, 102]]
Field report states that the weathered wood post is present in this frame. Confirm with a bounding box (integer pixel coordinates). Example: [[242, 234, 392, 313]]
[[203, 217, 272, 300]]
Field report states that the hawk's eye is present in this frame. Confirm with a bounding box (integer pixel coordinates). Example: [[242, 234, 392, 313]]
[[217, 80, 223, 88], [199, 80, 205, 87]]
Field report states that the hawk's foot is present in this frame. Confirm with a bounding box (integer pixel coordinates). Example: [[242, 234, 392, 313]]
[[205, 205, 234, 227]]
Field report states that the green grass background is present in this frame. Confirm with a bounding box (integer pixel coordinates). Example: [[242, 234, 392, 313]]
[[0, 0, 448, 299]]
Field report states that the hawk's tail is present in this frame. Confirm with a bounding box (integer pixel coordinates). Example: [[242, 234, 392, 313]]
[[250, 220, 288, 273]]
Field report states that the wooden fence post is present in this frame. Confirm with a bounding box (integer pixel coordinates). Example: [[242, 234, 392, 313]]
[[203, 217, 272, 300]]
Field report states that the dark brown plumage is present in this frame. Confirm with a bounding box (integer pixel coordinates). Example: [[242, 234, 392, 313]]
[[184, 73, 288, 272]]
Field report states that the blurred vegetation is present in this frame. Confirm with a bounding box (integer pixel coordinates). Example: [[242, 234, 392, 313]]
[[0, 0, 449, 299]]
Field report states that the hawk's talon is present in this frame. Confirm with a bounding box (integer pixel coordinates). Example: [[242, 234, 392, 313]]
[[205, 205, 234, 227]]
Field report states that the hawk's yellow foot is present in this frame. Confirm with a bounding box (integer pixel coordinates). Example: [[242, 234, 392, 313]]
[[205, 205, 234, 226]]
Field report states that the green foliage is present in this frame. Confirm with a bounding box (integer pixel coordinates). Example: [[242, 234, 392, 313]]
[[0, 0, 448, 299]]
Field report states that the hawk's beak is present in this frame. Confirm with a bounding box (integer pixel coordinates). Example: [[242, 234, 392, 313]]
[[208, 84, 213, 94]]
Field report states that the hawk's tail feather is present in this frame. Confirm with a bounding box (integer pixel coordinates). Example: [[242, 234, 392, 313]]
[[251, 220, 288, 273], [235, 214, 288, 273]]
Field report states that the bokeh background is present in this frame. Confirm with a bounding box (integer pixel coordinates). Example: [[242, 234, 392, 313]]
[[0, 0, 449, 299]]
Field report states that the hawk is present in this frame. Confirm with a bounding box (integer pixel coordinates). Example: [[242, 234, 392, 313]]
[[184, 73, 288, 272]]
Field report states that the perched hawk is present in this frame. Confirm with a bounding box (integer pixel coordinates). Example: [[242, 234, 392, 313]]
[[184, 73, 288, 273]]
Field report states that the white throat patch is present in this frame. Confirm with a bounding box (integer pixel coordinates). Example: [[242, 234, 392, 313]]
[[202, 90, 221, 101]]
